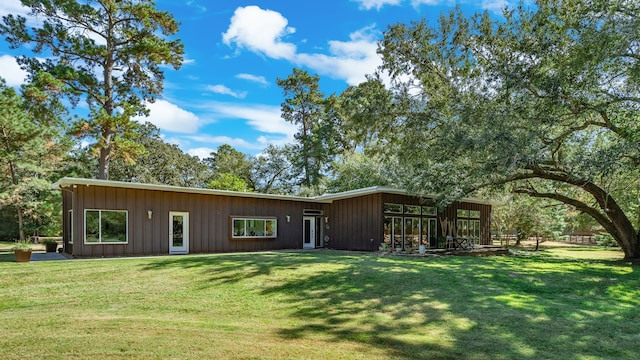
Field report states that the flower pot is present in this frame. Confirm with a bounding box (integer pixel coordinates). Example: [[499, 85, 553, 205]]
[[45, 242, 58, 253], [15, 249, 32, 263]]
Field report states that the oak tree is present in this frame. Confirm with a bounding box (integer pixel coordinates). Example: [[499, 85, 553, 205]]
[[377, 0, 640, 258]]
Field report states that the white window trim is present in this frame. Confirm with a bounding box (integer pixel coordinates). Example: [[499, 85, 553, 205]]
[[232, 217, 277, 239], [384, 203, 403, 214], [84, 209, 129, 245], [68, 210, 73, 244]]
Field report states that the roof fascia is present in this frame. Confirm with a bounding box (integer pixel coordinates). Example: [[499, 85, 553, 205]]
[[52, 177, 332, 203]]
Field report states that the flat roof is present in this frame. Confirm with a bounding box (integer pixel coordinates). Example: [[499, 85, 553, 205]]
[[53, 177, 496, 205]]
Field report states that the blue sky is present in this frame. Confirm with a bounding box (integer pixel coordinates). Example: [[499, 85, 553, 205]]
[[0, 0, 509, 158]]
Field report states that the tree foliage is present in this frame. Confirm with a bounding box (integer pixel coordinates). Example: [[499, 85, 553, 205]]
[[249, 144, 298, 194], [376, 0, 640, 258], [327, 151, 397, 193], [277, 68, 343, 193], [0, 79, 67, 240], [0, 0, 184, 179], [109, 123, 209, 187]]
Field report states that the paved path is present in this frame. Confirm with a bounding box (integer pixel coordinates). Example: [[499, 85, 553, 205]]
[[31, 252, 70, 261]]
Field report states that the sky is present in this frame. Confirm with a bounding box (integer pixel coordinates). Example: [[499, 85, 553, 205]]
[[0, 0, 511, 158]]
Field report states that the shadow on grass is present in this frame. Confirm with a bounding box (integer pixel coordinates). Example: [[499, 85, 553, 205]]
[[142, 251, 640, 360]]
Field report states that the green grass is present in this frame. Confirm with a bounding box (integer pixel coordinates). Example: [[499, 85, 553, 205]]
[[1, 248, 638, 359]]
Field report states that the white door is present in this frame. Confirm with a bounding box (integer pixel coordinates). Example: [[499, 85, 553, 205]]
[[303, 216, 315, 249], [169, 212, 189, 254]]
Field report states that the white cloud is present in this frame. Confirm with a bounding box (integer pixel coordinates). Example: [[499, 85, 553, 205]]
[[236, 73, 268, 86], [481, 0, 510, 13], [295, 26, 381, 85], [222, 6, 382, 87], [186, 1, 207, 13], [410, 0, 444, 6], [206, 84, 247, 99], [187, 136, 263, 151], [0, 0, 30, 18], [0, 55, 28, 86], [352, 0, 402, 10], [222, 5, 297, 60], [187, 147, 215, 159], [211, 102, 297, 140], [133, 100, 201, 133]]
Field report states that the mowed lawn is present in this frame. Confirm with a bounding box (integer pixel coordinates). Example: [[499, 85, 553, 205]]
[[1, 247, 638, 359]]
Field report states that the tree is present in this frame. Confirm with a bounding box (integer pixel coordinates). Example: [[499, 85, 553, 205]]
[[376, 0, 640, 258], [277, 68, 343, 193], [249, 144, 298, 195], [207, 173, 250, 192], [0, 80, 66, 241], [109, 123, 209, 187], [337, 75, 397, 155], [204, 144, 253, 185], [0, 0, 184, 180], [327, 151, 397, 193]]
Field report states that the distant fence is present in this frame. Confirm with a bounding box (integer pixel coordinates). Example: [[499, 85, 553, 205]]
[[561, 231, 601, 245], [491, 230, 601, 246]]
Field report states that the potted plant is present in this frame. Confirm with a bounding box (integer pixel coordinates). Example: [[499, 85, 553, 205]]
[[12, 241, 32, 263], [378, 243, 390, 252], [42, 239, 58, 253]]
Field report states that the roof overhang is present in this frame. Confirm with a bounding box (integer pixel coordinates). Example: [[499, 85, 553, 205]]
[[52, 177, 497, 206], [53, 177, 333, 203]]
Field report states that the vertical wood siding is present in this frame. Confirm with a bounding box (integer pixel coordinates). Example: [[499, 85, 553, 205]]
[[326, 194, 382, 251], [68, 185, 323, 257], [62, 184, 491, 257]]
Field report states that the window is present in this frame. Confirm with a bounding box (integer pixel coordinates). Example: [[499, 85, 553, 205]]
[[384, 203, 403, 214], [469, 210, 481, 219], [404, 205, 420, 215], [232, 218, 277, 238], [68, 210, 73, 244], [404, 217, 420, 249], [457, 219, 469, 238], [84, 210, 128, 244], [422, 206, 436, 216], [457, 209, 470, 218], [470, 220, 481, 246]]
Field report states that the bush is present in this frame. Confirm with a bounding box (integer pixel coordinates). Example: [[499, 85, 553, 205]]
[[594, 233, 618, 247]]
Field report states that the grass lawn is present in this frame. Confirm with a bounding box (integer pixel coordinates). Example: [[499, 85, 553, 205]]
[[1, 247, 638, 359]]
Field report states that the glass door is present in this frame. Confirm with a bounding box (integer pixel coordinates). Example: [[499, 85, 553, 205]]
[[169, 211, 189, 254], [303, 216, 315, 249]]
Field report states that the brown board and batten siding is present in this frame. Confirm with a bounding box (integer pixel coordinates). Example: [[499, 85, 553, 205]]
[[326, 193, 383, 251], [67, 184, 322, 257], [55, 179, 494, 257]]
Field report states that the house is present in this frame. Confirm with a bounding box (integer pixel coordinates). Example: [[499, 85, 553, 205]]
[[53, 177, 493, 257]]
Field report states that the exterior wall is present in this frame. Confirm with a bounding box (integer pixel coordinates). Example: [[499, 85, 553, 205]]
[[324, 193, 383, 251], [444, 200, 492, 246], [60, 182, 493, 257], [66, 185, 322, 257], [379, 193, 492, 247]]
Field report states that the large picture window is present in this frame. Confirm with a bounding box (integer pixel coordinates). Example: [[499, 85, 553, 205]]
[[84, 210, 128, 244], [232, 218, 277, 238]]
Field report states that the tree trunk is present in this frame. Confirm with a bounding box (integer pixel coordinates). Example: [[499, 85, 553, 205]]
[[516, 168, 640, 260], [98, 130, 114, 180], [98, 148, 109, 180], [16, 204, 25, 242]]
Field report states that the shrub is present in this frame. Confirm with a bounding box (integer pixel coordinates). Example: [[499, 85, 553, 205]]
[[594, 233, 618, 247]]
